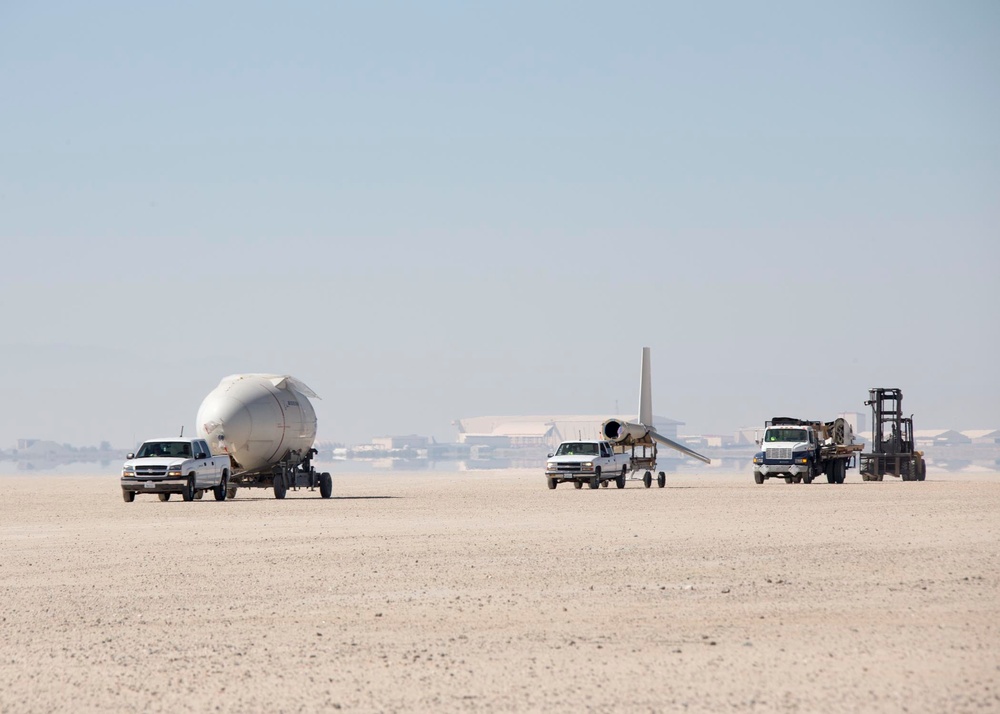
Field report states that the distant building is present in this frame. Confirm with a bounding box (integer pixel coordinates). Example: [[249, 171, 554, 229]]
[[459, 421, 559, 448], [961, 429, 1000, 445], [913, 430, 971, 447], [370, 435, 429, 451], [681, 434, 731, 449], [16, 440, 70, 459]]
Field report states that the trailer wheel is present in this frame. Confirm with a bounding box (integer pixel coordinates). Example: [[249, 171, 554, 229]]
[[273, 472, 287, 499], [616, 468, 626, 489], [547, 478, 557, 490], [836, 461, 847, 484], [643, 471, 652, 488], [226, 487, 238, 499], [182, 476, 196, 502], [784, 477, 793, 484], [320, 472, 333, 498], [657, 472, 666, 488], [574, 481, 583, 489], [122, 489, 135, 503], [213, 472, 228, 501], [917, 458, 926, 481], [158, 493, 171, 502]]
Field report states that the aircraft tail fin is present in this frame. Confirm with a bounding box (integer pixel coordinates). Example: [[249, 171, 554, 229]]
[[638, 347, 653, 426]]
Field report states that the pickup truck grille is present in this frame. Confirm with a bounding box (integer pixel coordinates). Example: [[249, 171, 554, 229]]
[[766, 448, 792, 460], [553, 462, 584, 472], [135, 465, 168, 476]]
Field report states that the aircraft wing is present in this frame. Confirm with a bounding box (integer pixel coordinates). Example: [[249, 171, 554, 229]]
[[651, 431, 712, 464]]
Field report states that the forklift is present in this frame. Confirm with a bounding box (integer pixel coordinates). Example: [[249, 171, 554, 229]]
[[859, 387, 926, 481]]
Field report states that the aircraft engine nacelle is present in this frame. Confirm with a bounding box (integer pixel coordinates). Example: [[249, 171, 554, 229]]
[[601, 419, 651, 444], [196, 374, 319, 474]]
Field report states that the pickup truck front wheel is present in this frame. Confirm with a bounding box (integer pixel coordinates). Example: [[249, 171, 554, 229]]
[[547, 478, 557, 490], [182, 476, 196, 502], [122, 489, 135, 503], [213, 472, 228, 501], [589, 467, 601, 489]]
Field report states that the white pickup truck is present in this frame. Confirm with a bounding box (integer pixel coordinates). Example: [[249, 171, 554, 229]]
[[544, 440, 632, 490], [120, 437, 230, 503]]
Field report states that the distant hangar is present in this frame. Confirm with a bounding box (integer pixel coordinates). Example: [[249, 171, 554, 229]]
[[453, 414, 684, 450]]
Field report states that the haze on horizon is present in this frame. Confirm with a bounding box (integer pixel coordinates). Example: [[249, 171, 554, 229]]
[[1, 2, 997, 450]]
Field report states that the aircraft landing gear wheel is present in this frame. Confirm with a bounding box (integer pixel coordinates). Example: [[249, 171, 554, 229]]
[[547, 478, 557, 490], [158, 493, 171, 502], [643, 471, 652, 488], [273, 472, 287, 499], [122, 489, 135, 503], [319, 472, 333, 498], [182, 477, 195, 502], [574, 481, 583, 489], [213, 473, 228, 501], [657, 472, 666, 488]]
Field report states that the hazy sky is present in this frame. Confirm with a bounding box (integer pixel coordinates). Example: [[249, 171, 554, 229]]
[[1, 1, 998, 448]]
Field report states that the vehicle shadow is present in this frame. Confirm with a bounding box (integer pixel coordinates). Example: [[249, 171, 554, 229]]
[[219, 494, 399, 502]]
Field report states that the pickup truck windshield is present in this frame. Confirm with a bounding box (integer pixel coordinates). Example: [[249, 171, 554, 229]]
[[555, 442, 599, 456], [765, 429, 808, 443], [137, 442, 192, 458]]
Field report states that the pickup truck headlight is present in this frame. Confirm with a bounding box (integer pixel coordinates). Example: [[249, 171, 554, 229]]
[[546, 462, 557, 470], [122, 465, 134, 477], [582, 462, 594, 470], [167, 465, 184, 477]]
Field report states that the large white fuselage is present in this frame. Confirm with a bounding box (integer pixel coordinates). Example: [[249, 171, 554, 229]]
[[196, 374, 318, 473]]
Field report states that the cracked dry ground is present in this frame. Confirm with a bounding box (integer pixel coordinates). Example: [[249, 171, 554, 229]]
[[1, 470, 998, 713]]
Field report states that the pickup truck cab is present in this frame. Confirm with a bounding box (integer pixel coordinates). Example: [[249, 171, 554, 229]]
[[545, 440, 631, 490], [121, 437, 230, 503]]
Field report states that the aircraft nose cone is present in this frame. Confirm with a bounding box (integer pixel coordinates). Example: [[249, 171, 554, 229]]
[[197, 393, 252, 456]]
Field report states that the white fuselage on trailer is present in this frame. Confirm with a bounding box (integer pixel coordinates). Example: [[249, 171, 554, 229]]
[[196, 374, 318, 474]]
